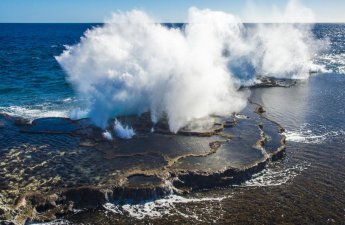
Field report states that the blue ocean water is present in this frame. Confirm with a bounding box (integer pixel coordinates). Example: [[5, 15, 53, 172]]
[[0, 23, 344, 119], [0, 23, 99, 118]]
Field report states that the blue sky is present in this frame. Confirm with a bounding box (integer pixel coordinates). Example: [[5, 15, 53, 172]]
[[0, 0, 344, 23]]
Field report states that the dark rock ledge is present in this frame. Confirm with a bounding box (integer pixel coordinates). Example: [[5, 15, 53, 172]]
[[0, 100, 285, 224]]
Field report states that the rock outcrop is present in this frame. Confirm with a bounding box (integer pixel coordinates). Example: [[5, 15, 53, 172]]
[[0, 100, 285, 224]]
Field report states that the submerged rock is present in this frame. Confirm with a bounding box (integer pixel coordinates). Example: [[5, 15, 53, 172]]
[[0, 101, 285, 224]]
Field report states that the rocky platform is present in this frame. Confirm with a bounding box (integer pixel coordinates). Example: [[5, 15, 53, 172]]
[[0, 100, 285, 224], [248, 76, 298, 88]]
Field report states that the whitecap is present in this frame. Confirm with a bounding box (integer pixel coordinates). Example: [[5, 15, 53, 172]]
[[242, 162, 311, 187], [315, 53, 345, 74], [284, 123, 345, 144], [0, 105, 69, 120], [103, 194, 227, 220]]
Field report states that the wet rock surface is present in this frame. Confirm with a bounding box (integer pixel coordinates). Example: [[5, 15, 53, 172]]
[[0, 100, 285, 224], [249, 76, 298, 88]]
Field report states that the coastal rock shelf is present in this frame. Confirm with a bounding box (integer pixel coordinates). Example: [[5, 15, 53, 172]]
[[0, 101, 285, 224]]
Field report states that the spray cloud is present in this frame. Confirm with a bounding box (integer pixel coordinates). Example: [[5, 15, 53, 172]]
[[56, 0, 325, 132]]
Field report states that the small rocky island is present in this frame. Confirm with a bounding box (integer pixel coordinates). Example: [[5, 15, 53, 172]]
[[0, 93, 286, 224]]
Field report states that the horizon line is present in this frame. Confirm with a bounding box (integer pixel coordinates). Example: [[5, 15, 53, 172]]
[[1, 22, 345, 24]]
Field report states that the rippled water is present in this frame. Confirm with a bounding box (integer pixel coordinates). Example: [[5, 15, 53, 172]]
[[0, 23, 97, 119], [314, 24, 345, 74]]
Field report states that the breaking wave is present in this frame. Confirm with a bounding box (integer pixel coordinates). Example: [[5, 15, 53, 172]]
[[284, 123, 345, 144], [103, 194, 227, 220], [242, 162, 310, 187], [0, 105, 69, 120], [315, 53, 345, 74]]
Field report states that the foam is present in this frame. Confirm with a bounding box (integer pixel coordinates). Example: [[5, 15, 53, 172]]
[[0, 105, 69, 120], [242, 162, 311, 187], [315, 53, 345, 74], [284, 123, 345, 144], [103, 194, 227, 220]]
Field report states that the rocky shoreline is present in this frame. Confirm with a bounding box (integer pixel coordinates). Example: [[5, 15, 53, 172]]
[[0, 96, 287, 224]]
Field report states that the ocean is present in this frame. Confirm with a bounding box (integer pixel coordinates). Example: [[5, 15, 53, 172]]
[[0, 23, 97, 119], [0, 23, 345, 224]]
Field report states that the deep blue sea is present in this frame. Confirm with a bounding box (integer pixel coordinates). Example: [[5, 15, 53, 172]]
[[0, 23, 99, 118]]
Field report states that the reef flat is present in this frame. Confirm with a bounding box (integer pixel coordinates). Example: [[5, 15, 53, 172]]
[[0, 100, 285, 224]]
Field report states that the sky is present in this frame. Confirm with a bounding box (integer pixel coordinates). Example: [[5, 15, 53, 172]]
[[0, 0, 344, 23]]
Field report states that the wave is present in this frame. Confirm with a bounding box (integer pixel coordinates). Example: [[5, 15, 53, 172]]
[[0, 87, 21, 94], [103, 161, 310, 219], [315, 53, 345, 74], [242, 162, 310, 187], [0, 96, 89, 120], [0, 105, 70, 120], [103, 194, 227, 220], [284, 123, 345, 144]]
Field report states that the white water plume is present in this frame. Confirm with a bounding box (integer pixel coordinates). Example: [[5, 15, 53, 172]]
[[114, 119, 136, 139], [56, 1, 326, 132], [102, 130, 113, 141]]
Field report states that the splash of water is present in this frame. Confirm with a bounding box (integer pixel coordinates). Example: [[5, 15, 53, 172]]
[[56, 1, 325, 132], [102, 130, 113, 141], [114, 119, 136, 139]]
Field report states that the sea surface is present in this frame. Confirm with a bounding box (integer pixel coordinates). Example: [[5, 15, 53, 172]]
[[1, 23, 345, 224]]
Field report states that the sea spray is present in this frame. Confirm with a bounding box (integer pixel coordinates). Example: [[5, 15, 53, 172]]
[[241, 0, 329, 78], [114, 119, 136, 139], [56, 1, 326, 132], [249, 23, 326, 79], [56, 9, 248, 132], [102, 130, 113, 141]]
